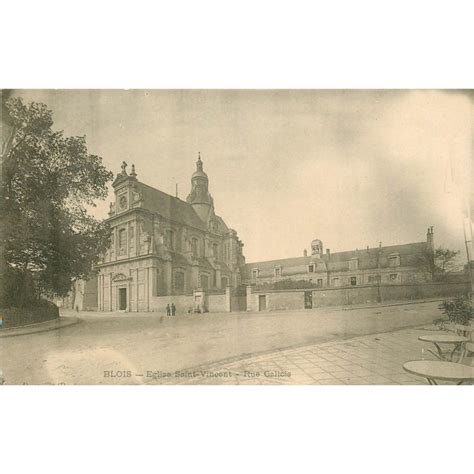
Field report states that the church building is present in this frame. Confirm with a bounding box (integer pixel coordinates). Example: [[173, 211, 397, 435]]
[[96, 155, 245, 312]]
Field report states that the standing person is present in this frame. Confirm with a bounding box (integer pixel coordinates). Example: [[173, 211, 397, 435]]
[[166, 303, 171, 316], [171, 303, 176, 317]]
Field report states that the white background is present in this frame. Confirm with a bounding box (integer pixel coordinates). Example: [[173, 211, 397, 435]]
[[1, 1, 473, 473]]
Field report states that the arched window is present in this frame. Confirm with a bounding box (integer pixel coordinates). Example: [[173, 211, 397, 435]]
[[191, 237, 199, 257], [165, 229, 175, 250], [200, 274, 209, 289], [173, 272, 185, 293]]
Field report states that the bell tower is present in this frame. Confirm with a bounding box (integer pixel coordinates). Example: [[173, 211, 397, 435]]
[[186, 152, 214, 222]]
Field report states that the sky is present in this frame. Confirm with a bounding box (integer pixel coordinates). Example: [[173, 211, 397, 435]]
[[10, 89, 473, 263]]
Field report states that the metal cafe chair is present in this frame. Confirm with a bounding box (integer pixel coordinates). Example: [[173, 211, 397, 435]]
[[458, 342, 474, 365], [454, 324, 473, 338]]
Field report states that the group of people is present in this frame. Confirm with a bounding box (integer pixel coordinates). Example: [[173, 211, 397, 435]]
[[166, 303, 176, 316]]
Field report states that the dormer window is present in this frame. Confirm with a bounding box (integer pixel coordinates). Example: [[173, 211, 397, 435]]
[[349, 258, 359, 270], [252, 269, 259, 280], [308, 264, 315, 273], [274, 266, 282, 278], [388, 254, 400, 267]]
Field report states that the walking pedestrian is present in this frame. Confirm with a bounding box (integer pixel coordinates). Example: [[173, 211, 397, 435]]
[[166, 303, 171, 316], [171, 303, 176, 316]]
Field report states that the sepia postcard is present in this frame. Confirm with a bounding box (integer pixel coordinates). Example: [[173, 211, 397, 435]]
[[1, 89, 473, 386]]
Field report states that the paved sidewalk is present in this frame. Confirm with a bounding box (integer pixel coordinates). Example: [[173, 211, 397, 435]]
[[0, 317, 80, 338], [154, 326, 472, 385]]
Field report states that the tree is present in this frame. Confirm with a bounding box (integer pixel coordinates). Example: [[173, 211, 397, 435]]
[[438, 296, 472, 326], [1, 97, 113, 307], [415, 246, 461, 281]]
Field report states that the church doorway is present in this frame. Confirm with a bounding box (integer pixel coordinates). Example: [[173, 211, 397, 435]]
[[118, 288, 127, 311]]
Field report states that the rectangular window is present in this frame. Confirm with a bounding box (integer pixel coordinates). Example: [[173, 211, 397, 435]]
[[368, 275, 380, 284], [389, 273, 398, 281], [308, 264, 315, 273], [252, 269, 259, 280], [350, 277, 357, 286], [317, 279, 323, 287], [331, 278, 340, 287], [274, 267, 281, 278]]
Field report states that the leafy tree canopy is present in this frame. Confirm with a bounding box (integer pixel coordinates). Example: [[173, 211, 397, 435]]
[[1, 97, 113, 306], [415, 246, 461, 280]]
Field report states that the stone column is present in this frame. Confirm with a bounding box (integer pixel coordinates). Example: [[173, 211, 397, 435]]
[[225, 285, 232, 312], [136, 268, 140, 312], [191, 264, 199, 290], [246, 285, 253, 312], [98, 274, 102, 311], [164, 259, 173, 295], [114, 227, 119, 261], [146, 267, 150, 312], [109, 273, 113, 311]]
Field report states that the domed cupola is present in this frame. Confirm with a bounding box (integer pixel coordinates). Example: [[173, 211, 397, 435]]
[[186, 152, 214, 222], [191, 152, 208, 181]]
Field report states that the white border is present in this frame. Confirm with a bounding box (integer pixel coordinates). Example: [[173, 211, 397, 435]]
[[1, 1, 473, 473]]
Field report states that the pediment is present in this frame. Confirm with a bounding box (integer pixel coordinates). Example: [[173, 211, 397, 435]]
[[112, 273, 131, 282]]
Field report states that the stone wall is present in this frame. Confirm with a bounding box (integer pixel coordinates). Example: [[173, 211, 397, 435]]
[[248, 281, 470, 312], [149, 294, 195, 314], [231, 295, 247, 312], [207, 292, 227, 312]]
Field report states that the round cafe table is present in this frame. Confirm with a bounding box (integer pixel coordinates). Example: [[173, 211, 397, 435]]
[[418, 334, 469, 361], [403, 360, 474, 385]]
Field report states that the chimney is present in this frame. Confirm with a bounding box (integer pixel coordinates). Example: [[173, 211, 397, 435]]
[[427, 226, 434, 251], [326, 249, 330, 258], [304, 249, 308, 257]]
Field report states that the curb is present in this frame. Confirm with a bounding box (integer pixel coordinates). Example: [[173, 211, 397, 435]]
[[0, 317, 80, 338]]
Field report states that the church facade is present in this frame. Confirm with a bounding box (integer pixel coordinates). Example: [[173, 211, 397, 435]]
[[96, 155, 245, 312]]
